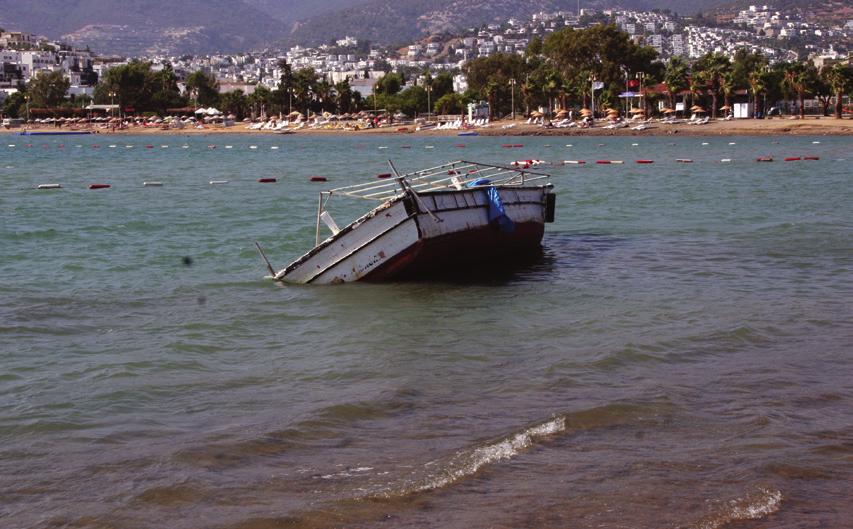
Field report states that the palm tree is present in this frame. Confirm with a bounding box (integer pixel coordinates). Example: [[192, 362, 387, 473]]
[[664, 57, 689, 110], [694, 53, 732, 119], [822, 62, 852, 119], [747, 69, 765, 118], [782, 62, 818, 119]]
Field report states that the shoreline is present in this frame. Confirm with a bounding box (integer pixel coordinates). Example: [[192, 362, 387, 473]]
[[3, 117, 851, 137]]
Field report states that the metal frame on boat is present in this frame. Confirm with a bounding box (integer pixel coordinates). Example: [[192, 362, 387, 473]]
[[259, 160, 556, 284]]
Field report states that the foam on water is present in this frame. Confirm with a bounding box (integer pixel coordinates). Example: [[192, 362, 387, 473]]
[[377, 416, 566, 498], [692, 487, 782, 529]]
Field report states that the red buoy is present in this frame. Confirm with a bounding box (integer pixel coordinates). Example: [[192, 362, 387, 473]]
[[309, 176, 328, 182], [784, 156, 801, 161], [636, 159, 654, 164], [596, 160, 612, 164], [258, 178, 277, 183], [377, 173, 392, 179], [454, 144, 466, 148], [145, 145, 154, 149], [804, 156, 820, 160], [501, 144, 513, 148], [513, 144, 523, 148], [88, 183, 111, 189]]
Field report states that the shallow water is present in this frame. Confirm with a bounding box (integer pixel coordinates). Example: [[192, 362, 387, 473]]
[[1, 134, 851, 528]]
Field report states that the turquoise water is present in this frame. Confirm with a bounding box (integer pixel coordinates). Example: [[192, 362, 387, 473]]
[[1, 133, 851, 528]]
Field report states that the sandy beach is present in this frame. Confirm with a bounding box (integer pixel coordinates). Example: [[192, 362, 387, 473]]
[[4, 116, 851, 137]]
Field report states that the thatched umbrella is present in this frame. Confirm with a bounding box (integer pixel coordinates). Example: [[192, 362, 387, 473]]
[[579, 108, 592, 116]]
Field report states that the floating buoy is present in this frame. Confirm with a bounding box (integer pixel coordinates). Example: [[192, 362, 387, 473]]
[[207, 145, 216, 149], [729, 142, 736, 145], [7, 144, 14, 148], [209, 180, 228, 185], [501, 144, 514, 148], [564, 160, 586, 165], [455, 144, 466, 148], [109, 145, 117, 148], [161, 145, 168, 149], [812, 141, 820, 144], [565, 144, 573, 147], [143, 181, 163, 187], [37, 183, 61, 189], [258, 178, 277, 183], [425, 145, 434, 149], [270, 146, 279, 150], [377, 173, 392, 179], [784, 157, 801, 162], [145, 145, 154, 149], [701, 142, 709, 146], [309, 176, 328, 182], [125, 145, 133, 148], [756, 157, 773, 162], [676, 159, 693, 163], [249, 145, 258, 150], [225, 145, 233, 149], [804, 156, 819, 161], [88, 183, 110, 189], [378, 146, 388, 150], [635, 159, 654, 164], [513, 144, 523, 148], [91, 145, 100, 148], [721, 158, 732, 163], [596, 160, 624, 164], [182, 145, 189, 149], [631, 143, 639, 146], [401, 145, 411, 149], [544, 145, 551, 148]]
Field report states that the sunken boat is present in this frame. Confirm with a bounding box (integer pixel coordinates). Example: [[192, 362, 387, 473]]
[[259, 160, 556, 284]]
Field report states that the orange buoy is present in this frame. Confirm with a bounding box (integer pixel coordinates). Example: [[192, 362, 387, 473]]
[[784, 157, 801, 161], [88, 183, 111, 189], [309, 176, 328, 182], [258, 178, 277, 183]]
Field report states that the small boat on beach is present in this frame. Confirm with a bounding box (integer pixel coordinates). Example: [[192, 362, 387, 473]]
[[257, 160, 556, 284]]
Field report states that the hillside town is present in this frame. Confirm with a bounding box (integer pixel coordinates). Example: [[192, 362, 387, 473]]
[[1, 5, 851, 122]]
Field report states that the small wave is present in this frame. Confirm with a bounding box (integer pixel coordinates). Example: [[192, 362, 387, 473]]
[[376, 416, 566, 497], [692, 487, 782, 529]]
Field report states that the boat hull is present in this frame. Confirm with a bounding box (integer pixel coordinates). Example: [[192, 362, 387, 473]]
[[276, 186, 552, 284]]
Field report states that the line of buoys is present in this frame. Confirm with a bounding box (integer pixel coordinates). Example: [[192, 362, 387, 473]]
[[376, 173, 392, 179], [37, 183, 61, 189], [309, 176, 328, 182], [756, 157, 773, 162], [209, 180, 228, 185], [258, 178, 277, 183], [676, 159, 693, 163], [635, 159, 654, 164], [143, 181, 163, 187], [88, 183, 110, 189], [784, 156, 801, 162]]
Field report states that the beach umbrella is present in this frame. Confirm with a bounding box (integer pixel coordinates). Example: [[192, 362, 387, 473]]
[[719, 105, 732, 111], [692, 106, 707, 113], [629, 107, 645, 114], [579, 108, 592, 116]]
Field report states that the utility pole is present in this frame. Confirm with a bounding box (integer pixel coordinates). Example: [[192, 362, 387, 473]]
[[509, 78, 516, 120]]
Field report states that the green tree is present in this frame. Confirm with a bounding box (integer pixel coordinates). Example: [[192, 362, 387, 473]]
[[2, 91, 27, 118], [219, 90, 247, 119], [28, 70, 70, 108], [375, 72, 403, 96], [185, 70, 220, 107], [150, 63, 185, 114], [664, 56, 689, 109], [94, 61, 158, 113], [822, 62, 852, 119], [430, 72, 454, 101], [465, 52, 527, 118], [782, 62, 818, 118], [292, 68, 317, 115], [434, 92, 464, 114], [693, 52, 732, 118]]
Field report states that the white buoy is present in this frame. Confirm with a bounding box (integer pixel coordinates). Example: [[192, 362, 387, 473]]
[[249, 145, 257, 149], [143, 181, 163, 187], [728, 142, 736, 145], [182, 145, 189, 149], [702, 142, 709, 145], [225, 145, 233, 149], [812, 141, 821, 144], [271, 146, 279, 150], [125, 145, 133, 148], [565, 144, 573, 147], [37, 183, 61, 189], [631, 143, 639, 146], [721, 158, 732, 163], [109, 145, 117, 148], [378, 146, 388, 149], [161, 145, 168, 149], [7, 145, 15, 148], [209, 180, 229, 185], [425, 145, 434, 149]]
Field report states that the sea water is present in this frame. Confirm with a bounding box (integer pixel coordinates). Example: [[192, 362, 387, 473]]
[[1, 134, 851, 528]]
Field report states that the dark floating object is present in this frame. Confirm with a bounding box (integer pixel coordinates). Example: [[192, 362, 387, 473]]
[[258, 178, 277, 183], [309, 176, 328, 182], [88, 183, 111, 189]]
